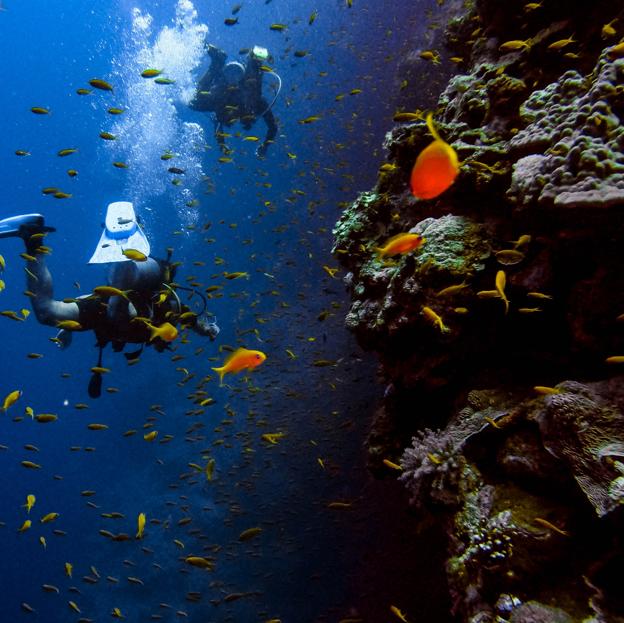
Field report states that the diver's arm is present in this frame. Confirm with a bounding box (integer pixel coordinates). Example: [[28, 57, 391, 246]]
[[257, 107, 277, 157], [25, 257, 79, 326]]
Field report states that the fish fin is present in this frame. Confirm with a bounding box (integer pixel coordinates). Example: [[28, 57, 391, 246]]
[[425, 112, 442, 142], [211, 366, 226, 386], [223, 347, 247, 365]]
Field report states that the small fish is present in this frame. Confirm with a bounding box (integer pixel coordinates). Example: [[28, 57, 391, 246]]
[[601, 19, 618, 38], [607, 42, 624, 59], [107, 107, 125, 114], [419, 49, 440, 63], [533, 517, 570, 537], [121, 248, 147, 261], [205, 458, 215, 481], [154, 77, 175, 84], [40, 512, 59, 523], [23, 494, 36, 513], [238, 526, 262, 541], [390, 605, 409, 622], [31, 107, 50, 114], [21, 460, 41, 469], [56, 320, 83, 330], [53, 191, 72, 199], [93, 285, 129, 299], [185, 556, 214, 569], [383, 459, 402, 471], [143, 430, 158, 441], [422, 306, 450, 333], [136, 512, 146, 539], [211, 347, 266, 385], [606, 356, 624, 364], [89, 78, 114, 91], [99, 131, 116, 140], [499, 39, 532, 52], [140, 68, 163, 78], [298, 115, 321, 124], [15, 149, 31, 156], [495, 270, 509, 314], [87, 423, 108, 430], [57, 148, 78, 157], [65, 562, 73, 578], [18, 519, 32, 532], [308, 9, 318, 25], [393, 111, 423, 122], [224, 17, 239, 25], [533, 386, 561, 395], [35, 413, 58, 423], [2, 389, 22, 412], [547, 35, 575, 51], [435, 282, 468, 297], [76, 88, 92, 95], [113, 161, 128, 168], [269, 23, 287, 31], [410, 113, 459, 199], [66, 169, 78, 177], [375, 233, 425, 257]]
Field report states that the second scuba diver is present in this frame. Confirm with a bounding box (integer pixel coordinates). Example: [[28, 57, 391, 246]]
[[189, 44, 280, 157]]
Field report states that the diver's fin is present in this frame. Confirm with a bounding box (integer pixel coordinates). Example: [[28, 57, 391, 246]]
[[0, 214, 55, 240], [88, 372, 103, 399], [89, 202, 150, 264], [88, 347, 104, 399]]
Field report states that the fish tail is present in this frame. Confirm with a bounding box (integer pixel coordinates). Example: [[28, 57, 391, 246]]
[[211, 366, 226, 386], [425, 112, 442, 142]]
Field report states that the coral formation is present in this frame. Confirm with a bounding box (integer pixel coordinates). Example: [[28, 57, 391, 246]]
[[333, 0, 624, 620]]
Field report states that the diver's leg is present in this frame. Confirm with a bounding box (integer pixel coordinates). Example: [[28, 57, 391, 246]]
[[25, 256, 79, 325]]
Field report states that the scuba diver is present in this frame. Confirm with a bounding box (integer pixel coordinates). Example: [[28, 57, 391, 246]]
[[189, 44, 280, 157], [0, 204, 220, 398]]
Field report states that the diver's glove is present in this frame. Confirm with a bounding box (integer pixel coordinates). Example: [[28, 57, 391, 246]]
[[195, 315, 220, 341], [255, 143, 268, 158]]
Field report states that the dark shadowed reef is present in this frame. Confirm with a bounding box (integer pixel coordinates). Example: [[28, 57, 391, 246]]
[[333, 0, 624, 621]]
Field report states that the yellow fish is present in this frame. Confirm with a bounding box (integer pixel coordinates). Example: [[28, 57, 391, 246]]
[[2, 389, 22, 412], [121, 248, 147, 262], [18, 520, 32, 532], [136, 512, 146, 539], [23, 494, 36, 513], [495, 270, 509, 314]]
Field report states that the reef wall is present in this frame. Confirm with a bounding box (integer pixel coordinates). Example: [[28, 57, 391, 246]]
[[333, 1, 624, 621]]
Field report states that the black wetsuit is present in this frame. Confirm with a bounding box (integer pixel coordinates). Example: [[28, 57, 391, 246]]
[[75, 258, 190, 354], [189, 52, 277, 153]]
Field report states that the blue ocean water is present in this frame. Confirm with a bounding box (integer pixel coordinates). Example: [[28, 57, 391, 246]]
[[0, 1, 450, 621]]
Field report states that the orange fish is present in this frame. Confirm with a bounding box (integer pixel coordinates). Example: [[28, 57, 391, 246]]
[[211, 347, 266, 385], [376, 233, 425, 257], [410, 113, 459, 199]]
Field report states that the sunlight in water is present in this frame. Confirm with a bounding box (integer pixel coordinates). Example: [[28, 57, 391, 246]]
[[108, 0, 208, 225]]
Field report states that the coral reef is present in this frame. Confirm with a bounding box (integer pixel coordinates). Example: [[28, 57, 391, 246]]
[[333, 0, 624, 620]]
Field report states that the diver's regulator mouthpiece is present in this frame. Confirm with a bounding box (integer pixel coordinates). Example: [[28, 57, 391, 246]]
[[251, 46, 269, 61]]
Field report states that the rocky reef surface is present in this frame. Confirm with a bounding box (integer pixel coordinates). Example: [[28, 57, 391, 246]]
[[333, 1, 624, 621]]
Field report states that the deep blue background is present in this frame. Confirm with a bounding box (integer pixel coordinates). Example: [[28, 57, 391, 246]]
[[0, 1, 451, 621]]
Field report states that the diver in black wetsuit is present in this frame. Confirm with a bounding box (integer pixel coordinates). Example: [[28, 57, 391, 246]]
[[189, 44, 279, 157], [0, 208, 220, 397]]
